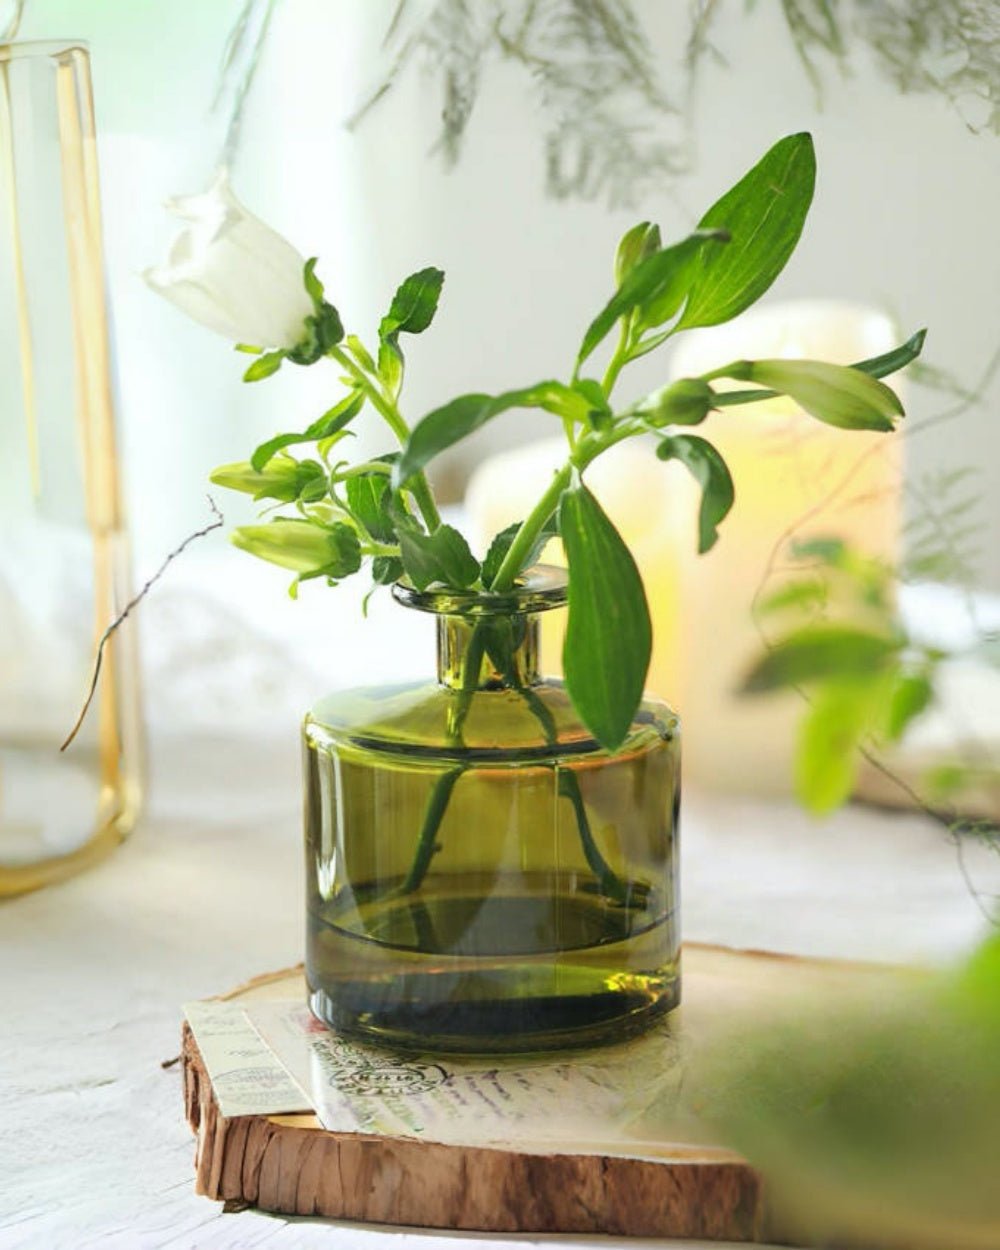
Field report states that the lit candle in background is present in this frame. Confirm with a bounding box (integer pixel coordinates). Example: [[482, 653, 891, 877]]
[[465, 438, 687, 705], [667, 300, 904, 795]]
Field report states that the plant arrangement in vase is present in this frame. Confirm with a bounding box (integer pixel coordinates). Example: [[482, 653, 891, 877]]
[[149, 132, 924, 1052]]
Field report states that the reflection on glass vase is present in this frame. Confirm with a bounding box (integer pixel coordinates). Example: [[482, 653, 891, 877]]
[[304, 568, 680, 1054], [0, 42, 142, 896]]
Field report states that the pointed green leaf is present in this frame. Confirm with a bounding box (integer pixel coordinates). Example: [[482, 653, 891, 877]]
[[481, 515, 559, 589], [303, 257, 324, 305], [396, 383, 588, 484], [380, 267, 446, 339], [656, 434, 734, 552], [676, 132, 816, 331], [243, 350, 285, 382], [853, 328, 927, 380], [795, 684, 871, 815], [883, 671, 934, 741], [397, 522, 479, 590], [250, 390, 365, 471], [345, 462, 396, 543], [741, 626, 900, 693], [559, 484, 652, 751], [371, 555, 404, 586]]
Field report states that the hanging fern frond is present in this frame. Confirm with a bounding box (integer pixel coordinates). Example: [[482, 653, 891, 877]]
[[348, 0, 684, 208], [903, 467, 983, 586]]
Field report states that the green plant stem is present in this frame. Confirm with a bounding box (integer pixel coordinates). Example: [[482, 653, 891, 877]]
[[329, 345, 442, 532], [490, 464, 573, 591], [397, 618, 632, 906], [489, 419, 644, 592], [332, 461, 394, 480], [600, 321, 631, 396], [397, 765, 464, 895]]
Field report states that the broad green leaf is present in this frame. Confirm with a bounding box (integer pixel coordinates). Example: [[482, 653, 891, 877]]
[[379, 267, 446, 339], [481, 515, 559, 589], [883, 670, 934, 741], [795, 684, 871, 815], [741, 626, 900, 693], [396, 383, 589, 484], [676, 132, 816, 331], [210, 456, 326, 504], [656, 434, 734, 552], [232, 519, 361, 577], [250, 390, 365, 471], [734, 359, 904, 431], [789, 536, 848, 564], [371, 555, 404, 586], [397, 522, 479, 590], [376, 269, 443, 398], [243, 350, 284, 382], [559, 484, 652, 751], [572, 378, 614, 427], [639, 378, 715, 428], [614, 220, 661, 285], [755, 577, 828, 617], [712, 329, 929, 410], [345, 461, 396, 543], [577, 229, 728, 369], [925, 762, 968, 801]]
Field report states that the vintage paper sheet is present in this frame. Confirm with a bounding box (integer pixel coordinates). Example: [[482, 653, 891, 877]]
[[245, 999, 685, 1153], [183, 1000, 313, 1118]]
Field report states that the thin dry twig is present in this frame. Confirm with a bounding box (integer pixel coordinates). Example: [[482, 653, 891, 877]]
[[60, 497, 224, 753]]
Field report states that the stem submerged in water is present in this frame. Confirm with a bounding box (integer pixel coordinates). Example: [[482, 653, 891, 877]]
[[397, 616, 634, 906]]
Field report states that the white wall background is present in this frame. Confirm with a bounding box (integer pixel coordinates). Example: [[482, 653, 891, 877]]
[[15, 0, 1000, 593]]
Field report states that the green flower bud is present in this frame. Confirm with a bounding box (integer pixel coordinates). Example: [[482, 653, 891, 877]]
[[210, 455, 326, 503], [613, 221, 661, 286], [640, 378, 715, 427], [231, 519, 361, 576]]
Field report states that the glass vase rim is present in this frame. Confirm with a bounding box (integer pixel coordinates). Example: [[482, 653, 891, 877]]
[[0, 39, 89, 62], [392, 564, 568, 618]]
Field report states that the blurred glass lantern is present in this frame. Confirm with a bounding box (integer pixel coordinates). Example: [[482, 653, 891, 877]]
[[0, 41, 141, 895]]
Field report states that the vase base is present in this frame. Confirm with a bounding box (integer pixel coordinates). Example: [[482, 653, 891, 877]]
[[307, 978, 679, 1054]]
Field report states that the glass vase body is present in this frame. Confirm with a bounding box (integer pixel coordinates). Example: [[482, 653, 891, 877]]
[[0, 42, 142, 895], [304, 570, 680, 1053]]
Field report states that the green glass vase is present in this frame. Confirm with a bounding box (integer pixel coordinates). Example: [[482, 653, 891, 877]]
[[303, 567, 680, 1053]]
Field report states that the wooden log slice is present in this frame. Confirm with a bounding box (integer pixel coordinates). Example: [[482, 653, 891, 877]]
[[181, 944, 888, 1240]]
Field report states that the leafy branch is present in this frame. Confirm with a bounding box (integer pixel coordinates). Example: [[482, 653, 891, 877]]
[[211, 131, 922, 755]]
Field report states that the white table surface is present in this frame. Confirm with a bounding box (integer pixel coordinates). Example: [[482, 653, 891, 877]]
[[2, 552, 997, 1250]]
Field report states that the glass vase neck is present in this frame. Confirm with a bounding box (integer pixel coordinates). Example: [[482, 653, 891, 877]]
[[436, 613, 541, 691], [391, 565, 568, 693]]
